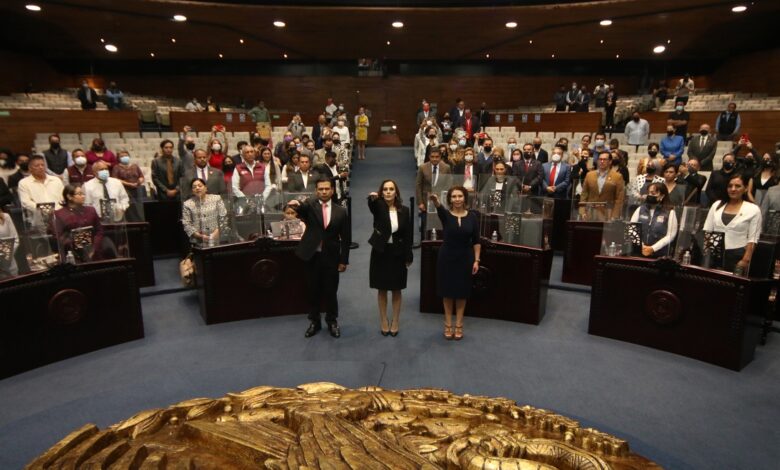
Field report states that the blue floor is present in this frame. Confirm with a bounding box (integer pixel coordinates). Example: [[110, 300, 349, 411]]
[[1, 148, 779, 469]]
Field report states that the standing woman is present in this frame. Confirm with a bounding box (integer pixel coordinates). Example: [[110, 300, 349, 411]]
[[747, 152, 779, 206], [429, 186, 481, 341], [704, 173, 761, 273], [368, 180, 412, 336], [604, 84, 618, 131], [354, 107, 370, 161], [629, 182, 678, 258], [182, 178, 227, 246]]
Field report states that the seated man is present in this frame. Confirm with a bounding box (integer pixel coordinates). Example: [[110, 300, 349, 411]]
[[83, 161, 130, 222], [579, 151, 625, 221]]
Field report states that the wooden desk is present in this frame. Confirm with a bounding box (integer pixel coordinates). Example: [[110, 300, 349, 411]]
[[420, 239, 553, 325], [192, 238, 309, 324], [105, 222, 155, 287], [551, 198, 572, 251], [561, 220, 604, 285], [0, 259, 144, 378], [143, 200, 187, 256], [588, 256, 773, 371]]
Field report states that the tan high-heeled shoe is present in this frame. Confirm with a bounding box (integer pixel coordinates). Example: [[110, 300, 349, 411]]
[[454, 325, 463, 341], [444, 324, 453, 340]]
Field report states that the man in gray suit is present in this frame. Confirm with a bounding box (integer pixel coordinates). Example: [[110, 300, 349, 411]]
[[181, 149, 226, 199], [415, 149, 451, 236], [686, 123, 718, 170], [760, 185, 780, 229]]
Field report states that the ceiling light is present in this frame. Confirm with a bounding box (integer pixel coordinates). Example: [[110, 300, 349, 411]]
[[392, 21, 404, 28], [171, 38, 176, 43], [600, 19, 613, 26], [239, 39, 244, 44], [505, 21, 517, 28], [283, 53, 288, 58], [173, 14, 187, 22], [386, 40, 391, 45], [731, 5, 747, 13], [667, 39, 672, 44], [100, 38, 105, 43], [600, 39, 604, 44], [105, 44, 118, 53], [551, 54, 555, 58], [25, 4, 41, 12], [485, 53, 490, 58], [615, 54, 620, 58], [150, 52, 155, 57], [273, 20, 286, 27], [529, 40, 533, 44], [653, 45, 666, 54]]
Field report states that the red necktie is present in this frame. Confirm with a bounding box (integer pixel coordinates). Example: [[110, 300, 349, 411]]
[[549, 163, 557, 185], [322, 202, 329, 229], [465, 165, 471, 177]]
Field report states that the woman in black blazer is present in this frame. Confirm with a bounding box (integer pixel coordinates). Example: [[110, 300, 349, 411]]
[[367, 179, 413, 336]]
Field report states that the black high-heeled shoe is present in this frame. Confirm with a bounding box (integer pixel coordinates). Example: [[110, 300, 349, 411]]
[[381, 330, 390, 336], [390, 330, 398, 337]]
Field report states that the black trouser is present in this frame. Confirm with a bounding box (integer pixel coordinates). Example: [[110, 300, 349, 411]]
[[605, 106, 616, 128], [724, 247, 746, 273], [306, 252, 340, 324]]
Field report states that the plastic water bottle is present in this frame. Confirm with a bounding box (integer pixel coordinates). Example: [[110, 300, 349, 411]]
[[430, 228, 437, 240], [65, 251, 76, 264], [491, 230, 498, 242], [682, 251, 691, 265], [208, 234, 216, 247], [608, 242, 617, 257]]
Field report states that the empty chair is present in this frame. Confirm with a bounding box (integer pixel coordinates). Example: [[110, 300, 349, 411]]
[[554, 131, 572, 140], [122, 131, 142, 139], [519, 132, 536, 142], [537, 132, 554, 142], [500, 126, 516, 133]]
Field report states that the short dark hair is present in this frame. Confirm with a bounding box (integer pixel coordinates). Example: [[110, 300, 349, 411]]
[[429, 148, 441, 158], [316, 177, 334, 189], [190, 178, 207, 190], [29, 154, 44, 163], [62, 183, 82, 203], [325, 151, 337, 161], [160, 139, 174, 148], [237, 140, 248, 150]]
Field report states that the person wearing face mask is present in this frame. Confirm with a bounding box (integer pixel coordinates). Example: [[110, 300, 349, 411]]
[[624, 112, 650, 150], [333, 118, 351, 146], [104, 81, 124, 110], [177, 126, 197, 167], [456, 108, 480, 146], [531, 137, 548, 163], [630, 154, 666, 201], [705, 153, 737, 206], [476, 138, 495, 174], [579, 151, 625, 221], [43, 134, 70, 177], [565, 82, 581, 112], [674, 74, 695, 106], [53, 184, 112, 262], [422, 127, 441, 165], [590, 133, 608, 168], [666, 100, 690, 137], [274, 131, 294, 160], [0, 150, 17, 184], [542, 147, 572, 199], [576, 85, 591, 113], [746, 153, 779, 206], [593, 79, 608, 108], [416, 101, 435, 127], [660, 125, 684, 166], [64, 149, 95, 185], [112, 150, 145, 221], [457, 149, 477, 192], [415, 124, 437, 167], [86, 138, 117, 169], [207, 126, 229, 169], [83, 161, 130, 222], [570, 148, 592, 196], [440, 113, 453, 144], [677, 158, 707, 206], [629, 182, 678, 258], [76, 81, 97, 110], [511, 143, 543, 195], [686, 124, 717, 171], [604, 84, 618, 131], [221, 156, 236, 193]]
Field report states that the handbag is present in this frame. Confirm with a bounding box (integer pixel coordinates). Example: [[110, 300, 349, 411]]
[[179, 253, 196, 287]]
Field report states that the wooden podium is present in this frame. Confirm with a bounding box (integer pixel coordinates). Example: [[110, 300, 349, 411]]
[[588, 255, 774, 371], [192, 238, 310, 324], [561, 220, 604, 285], [420, 239, 553, 324], [105, 221, 155, 287], [0, 259, 144, 378]]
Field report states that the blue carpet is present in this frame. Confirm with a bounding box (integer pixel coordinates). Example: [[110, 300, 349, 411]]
[[1, 147, 779, 469]]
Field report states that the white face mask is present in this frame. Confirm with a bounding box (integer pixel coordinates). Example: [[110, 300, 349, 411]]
[[75, 156, 87, 166], [594, 139, 605, 147], [552, 154, 562, 163], [212, 144, 222, 152], [465, 155, 474, 163], [449, 144, 458, 151]]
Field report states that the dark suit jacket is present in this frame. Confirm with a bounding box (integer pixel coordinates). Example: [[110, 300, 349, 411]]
[[416, 110, 436, 127], [367, 197, 413, 263], [288, 171, 318, 192], [687, 135, 718, 170], [478, 109, 490, 128], [511, 158, 544, 193], [455, 116, 481, 135], [151, 156, 184, 200], [541, 161, 572, 199], [534, 148, 549, 164], [77, 87, 98, 109], [682, 172, 707, 205], [415, 161, 452, 205], [181, 165, 227, 198], [294, 198, 350, 265]]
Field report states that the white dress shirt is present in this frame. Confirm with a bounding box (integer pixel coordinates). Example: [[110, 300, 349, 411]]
[[231, 161, 273, 199], [704, 201, 761, 250], [18, 174, 64, 212], [630, 206, 678, 253], [625, 119, 650, 146], [84, 177, 130, 219], [387, 209, 399, 244]]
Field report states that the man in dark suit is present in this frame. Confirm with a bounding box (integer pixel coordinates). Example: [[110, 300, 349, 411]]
[[416, 101, 435, 127], [686, 123, 718, 170], [512, 143, 544, 194], [531, 137, 549, 163], [541, 147, 572, 199], [456, 109, 481, 146], [478, 102, 490, 129], [678, 158, 707, 205], [151, 140, 184, 201], [313, 151, 349, 202], [476, 138, 495, 174], [415, 149, 451, 236], [290, 178, 350, 338], [77, 81, 98, 110], [449, 98, 465, 126], [288, 154, 317, 192], [181, 149, 226, 199]]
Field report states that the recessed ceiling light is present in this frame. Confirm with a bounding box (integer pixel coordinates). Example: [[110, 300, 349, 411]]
[[25, 4, 41, 12], [667, 39, 672, 44], [485, 53, 490, 58], [505, 21, 517, 28], [273, 20, 286, 28], [150, 52, 155, 57], [551, 53, 555, 58], [239, 39, 244, 44], [731, 5, 747, 13], [600, 19, 613, 26], [173, 14, 187, 22], [392, 21, 404, 28], [100, 38, 105, 43], [105, 44, 118, 53], [171, 38, 176, 43], [529, 40, 533, 44], [653, 45, 666, 53], [283, 53, 288, 58], [386, 40, 391, 45], [600, 39, 604, 44], [615, 54, 620, 58], [218, 53, 223, 58]]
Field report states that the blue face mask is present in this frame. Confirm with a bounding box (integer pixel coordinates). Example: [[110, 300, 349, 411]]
[[458, 139, 467, 147], [119, 156, 130, 165], [97, 169, 110, 181]]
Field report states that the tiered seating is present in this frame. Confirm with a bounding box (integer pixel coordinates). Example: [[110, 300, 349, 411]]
[[659, 91, 780, 111]]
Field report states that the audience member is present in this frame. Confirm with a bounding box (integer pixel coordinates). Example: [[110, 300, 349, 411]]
[[759, 184, 780, 224], [259, 146, 281, 191], [542, 146, 571, 199], [553, 85, 567, 112], [112, 149, 145, 220], [0, 206, 19, 278], [221, 155, 236, 193], [281, 151, 300, 188], [604, 84, 617, 131], [77, 81, 98, 110], [177, 126, 196, 167], [715, 102, 741, 142], [591, 132, 609, 168], [565, 82, 581, 112], [610, 148, 630, 186], [478, 103, 490, 128], [512, 143, 543, 195], [660, 125, 685, 166], [0, 149, 17, 183], [18, 155, 65, 214], [86, 138, 117, 168], [429, 187, 480, 341], [624, 112, 650, 149], [248, 100, 270, 123], [232, 141, 248, 167], [674, 74, 695, 105], [312, 114, 328, 149], [705, 153, 736, 205], [354, 106, 370, 160], [629, 182, 678, 257], [205, 96, 220, 112], [661, 162, 685, 206], [151, 140, 184, 201], [332, 118, 351, 146], [313, 151, 348, 202], [0, 178, 12, 208], [476, 138, 494, 174], [416, 101, 435, 126], [478, 160, 517, 206], [630, 156, 665, 201], [185, 98, 204, 112], [577, 85, 591, 112], [592, 79, 607, 107], [368, 180, 412, 337], [531, 137, 549, 163], [667, 100, 690, 137], [182, 178, 227, 246], [64, 149, 95, 185], [686, 123, 717, 170], [415, 149, 451, 220], [232, 145, 271, 199], [570, 148, 591, 195], [635, 142, 657, 177], [703, 173, 760, 273], [104, 81, 124, 110], [207, 128, 228, 169], [652, 80, 669, 110], [456, 108, 480, 146], [53, 183, 113, 261], [324, 98, 338, 119], [579, 151, 625, 220], [678, 158, 706, 206], [182, 149, 227, 199], [83, 161, 130, 221], [732, 135, 760, 173], [747, 153, 778, 206], [287, 113, 306, 139], [448, 98, 466, 124], [43, 134, 69, 177], [288, 154, 317, 192]]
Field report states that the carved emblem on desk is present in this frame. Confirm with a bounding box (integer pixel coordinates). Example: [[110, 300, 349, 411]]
[[644, 290, 681, 325], [47, 289, 87, 325], [251, 259, 280, 288], [28, 383, 660, 469]]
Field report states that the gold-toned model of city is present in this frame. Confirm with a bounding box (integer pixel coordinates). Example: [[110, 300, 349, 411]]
[[27, 382, 661, 469]]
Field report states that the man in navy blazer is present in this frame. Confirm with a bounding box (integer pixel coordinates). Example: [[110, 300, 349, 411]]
[[541, 146, 572, 199]]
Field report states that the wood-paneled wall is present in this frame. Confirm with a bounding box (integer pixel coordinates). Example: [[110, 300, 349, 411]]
[[709, 48, 780, 96]]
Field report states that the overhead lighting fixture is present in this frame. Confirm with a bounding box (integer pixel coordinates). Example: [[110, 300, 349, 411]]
[[173, 14, 187, 22], [600, 39, 604, 44], [551, 53, 555, 58], [485, 53, 490, 58], [239, 39, 244, 44], [171, 38, 176, 43], [667, 39, 672, 44], [218, 53, 223, 58], [283, 53, 288, 58], [529, 40, 533, 44], [600, 19, 613, 26], [25, 4, 41, 12], [731, 5, 747, 13], [150, 52, 155, 57], [505, 21, 517, 28], [392, 21, 404, 28], [386, 40, 391, 45], [273, 20, 286, 27], [615, 54, 620, 58], [653, 45, 666, 54], [100, 38, 105, 43], [105, 44, 118, 53]]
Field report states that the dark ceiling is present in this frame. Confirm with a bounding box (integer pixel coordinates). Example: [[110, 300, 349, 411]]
[[0, 0, 778, 62]]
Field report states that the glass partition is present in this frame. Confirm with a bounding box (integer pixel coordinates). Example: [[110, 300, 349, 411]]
[[423, 175, 470, 240], [671, 206, 745, 274], [478, 193, 553, 249], [571, 201, 625, 222], [20, 203, 60, 272], [182, 194, 240, 247], [602, 202, 684, 258]]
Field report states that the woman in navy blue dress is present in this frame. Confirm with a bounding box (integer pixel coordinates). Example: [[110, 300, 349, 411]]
[[429, 185, 481, 340]]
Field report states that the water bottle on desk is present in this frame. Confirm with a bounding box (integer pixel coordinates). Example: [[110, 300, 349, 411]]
[[491, 230, 498, 242], [681, 251, 691, 265], [430, 228, 437, 240]]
